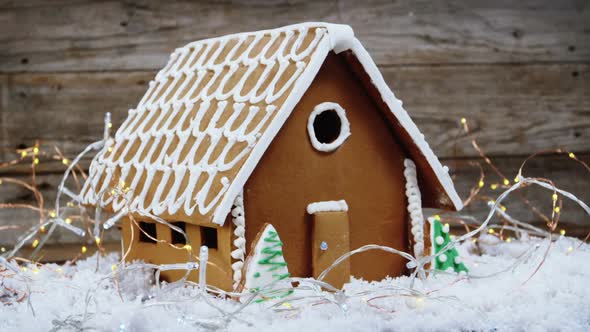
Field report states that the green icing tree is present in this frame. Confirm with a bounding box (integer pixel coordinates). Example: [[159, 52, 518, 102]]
[[244, 224, 293, 303], [431, 216, 468, 273]]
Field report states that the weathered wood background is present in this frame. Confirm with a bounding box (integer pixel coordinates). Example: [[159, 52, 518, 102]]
[[0, 0, 588, 258]]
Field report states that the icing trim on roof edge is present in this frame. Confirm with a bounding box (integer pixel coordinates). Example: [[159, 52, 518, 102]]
[[211, 23, 463, 225], [345, 38, 463, 211]]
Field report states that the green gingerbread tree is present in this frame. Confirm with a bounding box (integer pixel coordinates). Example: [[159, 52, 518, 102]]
[[242, 224, 293, 303], [431, 216, 468, 273]]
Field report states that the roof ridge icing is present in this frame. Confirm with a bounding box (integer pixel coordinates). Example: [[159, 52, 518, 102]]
[[79, 22, 462, 226]]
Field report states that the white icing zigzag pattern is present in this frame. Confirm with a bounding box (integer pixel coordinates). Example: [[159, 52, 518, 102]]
[[404, 159, 425, 258], [230, 190, 246, 289], [79, 26, 329, 221]]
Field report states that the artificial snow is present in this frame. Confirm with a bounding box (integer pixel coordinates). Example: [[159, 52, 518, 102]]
[[1, 236, 589, 331]]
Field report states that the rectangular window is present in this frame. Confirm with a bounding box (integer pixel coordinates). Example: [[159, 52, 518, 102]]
[[139, 222, 157, 243], [200, 226, 218, 249], [171, 222, 187, 245]]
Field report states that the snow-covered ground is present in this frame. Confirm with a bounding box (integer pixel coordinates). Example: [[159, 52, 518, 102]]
[[1, 235, 589, 332]]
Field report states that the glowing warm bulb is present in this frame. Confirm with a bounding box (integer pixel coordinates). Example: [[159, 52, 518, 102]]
[[506, 238, 512, 243], [49, 210, 56, 218], [108, 146, 114, 152], [21, 267, 27, 272], [434, 214, 441, 221], [20, 151, 27, 157], [501, 206, 507, 212], [40, 225, 46, 232], [95, 236, 101, 245], [33, 147, 39, 154], [108, 122, 113, 128], [33, 269, 40, 274], [460, 118, 467, 124], [414, 297, 425, 308], [552, 194, 558, 201], [183, 244, 192, 252], [503, 179, 510, 186], [560, 229, 566, 236], [0, 247, 5, 253], [554, 206, 561, 213], [56, 268, 62, 273], [110, 189, 116, 195], [81, 246, 87, 253], [490, 184, 498, 190], [567, 246, 574, 253], [478, 180, 484, 188], [488, 229, 495, 234], [32, 239, 39, 248], [282, 302, 292, 309], [65, 218, 72, 224], [568, 152, 576, 159], [472, 238, 477, 243], [514, 176, 520, 183], [111, 264, 117, 272], [34, 158, 39, 164], [62, 158, 69, 165]]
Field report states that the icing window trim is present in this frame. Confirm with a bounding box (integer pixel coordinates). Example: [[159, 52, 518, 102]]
[[307, 102, 351, 152]]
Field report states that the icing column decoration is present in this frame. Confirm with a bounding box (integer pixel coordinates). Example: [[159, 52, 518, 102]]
[[403, 159, 425, 258], [430, 215, 468, 273], [231, 190, 246, 289], [242, 224, 293, 302]]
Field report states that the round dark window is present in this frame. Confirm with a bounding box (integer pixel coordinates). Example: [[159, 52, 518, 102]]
[[312, 109, 342, 144], [307, 102, 351, 152]]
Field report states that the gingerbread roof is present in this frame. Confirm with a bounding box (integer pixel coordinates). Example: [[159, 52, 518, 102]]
[[79, 23, 463, 226]]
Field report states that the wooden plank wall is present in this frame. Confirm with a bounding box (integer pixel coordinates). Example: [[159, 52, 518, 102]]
[[0, 0, 588, 258]]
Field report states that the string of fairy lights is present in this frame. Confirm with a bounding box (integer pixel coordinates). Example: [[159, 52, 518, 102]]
[[0, 113, 588, 328]]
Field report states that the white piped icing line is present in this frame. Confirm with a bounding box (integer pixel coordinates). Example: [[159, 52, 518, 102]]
[[344, 38, 462, 211], [404, 159, 425, 258], [80, 22, 462, 226], [307, 102, 351, 152], [230, 190, 246, 290], [306, 200, 349, 214], [79, 23, 334, 222]]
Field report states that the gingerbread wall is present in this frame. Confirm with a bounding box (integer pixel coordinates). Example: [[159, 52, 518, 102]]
[[121, 218, 234, 290], [244, 52, 410, 282]]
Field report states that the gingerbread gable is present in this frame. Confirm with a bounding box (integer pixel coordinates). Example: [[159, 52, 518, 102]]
[[79, 22, 462, 226]]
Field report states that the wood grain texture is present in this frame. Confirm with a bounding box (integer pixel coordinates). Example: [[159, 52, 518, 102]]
[[385, 63, 590, 157], [0, 0, 588, 72], [448, 153, 590, 227], [0, 71, 150, 160], [0, 171, 122, 245], [1, 63, 587, 160]]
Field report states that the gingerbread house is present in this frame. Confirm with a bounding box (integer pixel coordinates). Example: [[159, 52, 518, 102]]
[[79, 23, 462, 291]]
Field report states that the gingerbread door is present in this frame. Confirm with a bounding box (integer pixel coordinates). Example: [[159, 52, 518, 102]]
[[308, 201, 351, 288]]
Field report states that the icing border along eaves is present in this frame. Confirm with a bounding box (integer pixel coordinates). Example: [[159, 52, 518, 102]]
[[211, 22, 462, 226], [324, 23, 355, 53], [211, 32, 334, 225], [346, 39, 464, 211]]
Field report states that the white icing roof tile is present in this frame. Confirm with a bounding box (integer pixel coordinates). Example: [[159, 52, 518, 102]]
[[80, 22, 462, 226]]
